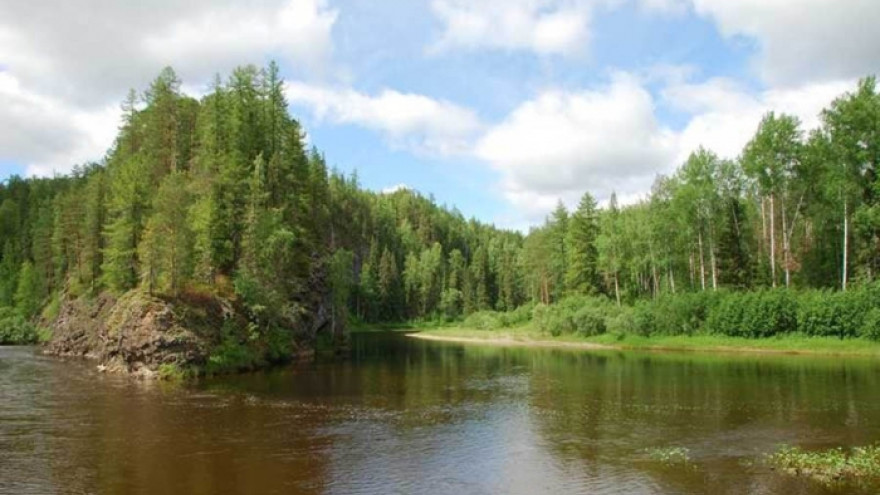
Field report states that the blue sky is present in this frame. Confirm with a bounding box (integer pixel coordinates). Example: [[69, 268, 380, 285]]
[[1, 0, 877, 228]]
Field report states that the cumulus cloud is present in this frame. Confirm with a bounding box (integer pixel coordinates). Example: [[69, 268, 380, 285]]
[[0, 0, 337, 176], [690, 0, 880, 85], [475, 74, 677, 221], [429, 0, 596, 55], [476, 72, 858, 223], [143, 1, 337, 82], [665, 76, 856, 162], [0, 73, 119, 177], [381, 183, 410, 194], [286, 82, 484, 155]]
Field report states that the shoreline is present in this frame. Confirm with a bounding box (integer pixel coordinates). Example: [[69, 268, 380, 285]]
[[407, 332, 616, 351], [406, 330, 880, 357]]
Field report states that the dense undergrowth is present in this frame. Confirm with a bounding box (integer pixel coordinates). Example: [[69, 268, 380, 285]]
[[0, 307, 38, 345], [435, 284, 880, 342]]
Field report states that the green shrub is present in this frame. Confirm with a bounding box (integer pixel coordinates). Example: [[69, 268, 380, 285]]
[[157, 363, 185, 381], [705, 292, 745, 336], [205, 336, 261, 375], [606, 307, 636, 335], [572, 307, 606, 336], [533, 296, 614, 337], [40, 293, 61, 322], [0, 307, 38, 344], [706, 289, 797, 338], [631, 302, 657, 336], [798, 289, 869, 338], [463, 311, 503, 330], [861, 309, 880, 341], [500, 301, 536, 327]]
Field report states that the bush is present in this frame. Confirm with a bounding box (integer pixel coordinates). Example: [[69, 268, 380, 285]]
[[631, 302, 657, 336], [798, 289, 870, 339], [861, 309, 880, 341], [705, 292, 745, 337], [533, 296, 614, 337], [500, 301, 536, 327], [572, 307, 606, 336], [706, 289, 797, 338], [0, 307, 38, 344], [606, 307, 636, 335], [462, 311, 503, 330]]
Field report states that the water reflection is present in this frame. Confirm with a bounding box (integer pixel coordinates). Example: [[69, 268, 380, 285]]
[[2, 334, 880, 494]]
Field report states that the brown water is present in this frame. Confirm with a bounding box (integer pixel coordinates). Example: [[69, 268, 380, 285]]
[[2, 332, 880, 495]]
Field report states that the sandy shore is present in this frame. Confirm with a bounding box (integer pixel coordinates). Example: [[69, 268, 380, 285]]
[[406, 331, 879, 356], [407, 332, 616, 351]]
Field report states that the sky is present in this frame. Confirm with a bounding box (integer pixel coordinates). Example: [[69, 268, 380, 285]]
[[0, 0, 878, 230]]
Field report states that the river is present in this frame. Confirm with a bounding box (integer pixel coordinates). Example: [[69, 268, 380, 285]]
[[2, 332, 880, 494]]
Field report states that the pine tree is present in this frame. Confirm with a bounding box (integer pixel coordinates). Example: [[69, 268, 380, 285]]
[[566, 192, 601, 295], [14, 261, 41, 318]]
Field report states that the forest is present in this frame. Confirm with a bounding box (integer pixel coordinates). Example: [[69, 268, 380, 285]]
[[1, 64, 879, 350]]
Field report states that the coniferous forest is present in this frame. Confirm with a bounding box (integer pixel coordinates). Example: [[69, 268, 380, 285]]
[[2, 65, 880, 361]]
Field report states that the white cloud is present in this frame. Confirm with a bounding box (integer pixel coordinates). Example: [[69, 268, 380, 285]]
[[0, 73, 118, 177], [0, 0, 337, 176], [381, 183, 410, 194], [143, 1, 337, 80], [429, 0, 595, 55], [286, 82, 484, 155], [478, 72, 858, 224], [476, 73, 677, 222], [690, 0, 880, 85], [666, 77, 856, 163]]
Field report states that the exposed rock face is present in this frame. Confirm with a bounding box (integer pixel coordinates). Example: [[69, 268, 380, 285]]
[[45, 291, 218, 378]]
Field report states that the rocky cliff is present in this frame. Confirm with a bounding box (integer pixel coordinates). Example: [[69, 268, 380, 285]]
[[45, 291, 234, 379]]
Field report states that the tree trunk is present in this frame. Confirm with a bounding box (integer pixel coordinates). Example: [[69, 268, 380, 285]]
[[710, 238, 718, 291], [781, 195, 790, 287], [689, 252, 695, 289], [843, 197, 849, 291], [760, 197, 767, 256], [613, 273, 621, 307], [770, 194, 777, 288], [698, 232, 706, 291]]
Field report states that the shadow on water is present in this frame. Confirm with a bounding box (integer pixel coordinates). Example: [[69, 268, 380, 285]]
[[2, 334, 880, 494]]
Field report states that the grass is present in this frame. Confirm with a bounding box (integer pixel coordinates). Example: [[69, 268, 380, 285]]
[[411, 325, 880, 356], [157, 363, 186, 382], [768, 445, 880, 485]]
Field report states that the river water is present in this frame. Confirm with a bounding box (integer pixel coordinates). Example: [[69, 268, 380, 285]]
[[2, 332, 880, 494]]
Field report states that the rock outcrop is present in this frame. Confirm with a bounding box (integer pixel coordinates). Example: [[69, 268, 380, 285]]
[[44, 291, 223, 379]]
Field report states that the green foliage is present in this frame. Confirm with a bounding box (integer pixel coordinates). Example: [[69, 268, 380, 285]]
[[0, 307, 38, 344], [705, 290, 798, 338], [463, 311, 504, 330], [798, 289, 870, 338], [861, 309, 880, 341], [14, 261, 42, 319], [571, 306, 606, 337], [40, 293, 61, 322], [439, 288, 463, 321], [768, 444, 880, 485], [2, 69, 880, 361], [157, 363, 186, 382], [534, 296, 613, 337]]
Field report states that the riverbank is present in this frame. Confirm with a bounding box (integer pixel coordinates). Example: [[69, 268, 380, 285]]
[[408, 326, 880, 356]]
